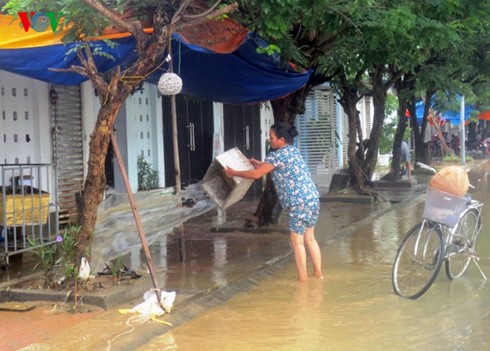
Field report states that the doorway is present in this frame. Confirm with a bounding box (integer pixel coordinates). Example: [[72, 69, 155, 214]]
[[162, 95, 214, 187], [223, 104, 262, 200]]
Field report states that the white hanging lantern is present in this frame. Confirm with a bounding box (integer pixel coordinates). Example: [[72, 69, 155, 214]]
[[157, 72, 182, 95]]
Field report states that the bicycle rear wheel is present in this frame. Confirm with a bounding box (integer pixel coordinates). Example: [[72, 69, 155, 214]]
[[392, 222, 444, 299], [445, 209, 481, 279]]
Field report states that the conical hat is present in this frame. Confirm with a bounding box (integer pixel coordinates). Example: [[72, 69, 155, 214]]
[[428, 166, 469, 197]]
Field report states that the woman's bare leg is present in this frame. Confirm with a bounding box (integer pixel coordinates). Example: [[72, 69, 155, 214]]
[[304, 227, 323, 279], [290, 232, 308, 281]]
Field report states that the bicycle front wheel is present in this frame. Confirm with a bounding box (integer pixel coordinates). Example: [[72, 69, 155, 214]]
[[445, 209, 481, 279], [392, 222, 444, 299]]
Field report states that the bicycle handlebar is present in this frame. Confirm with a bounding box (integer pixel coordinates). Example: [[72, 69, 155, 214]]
[[417, 162, 476, 190], [416, 162, 437, 174]]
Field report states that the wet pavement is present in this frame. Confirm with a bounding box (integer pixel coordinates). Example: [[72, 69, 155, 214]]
[[138, 178, 490, 351], [0, 159, 488, 350]]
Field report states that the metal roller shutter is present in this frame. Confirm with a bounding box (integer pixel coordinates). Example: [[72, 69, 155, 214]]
[[50, 85, 84, 225], [296, 88, 339, 175]]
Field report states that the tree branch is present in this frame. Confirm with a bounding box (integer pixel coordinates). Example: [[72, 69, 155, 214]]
[[176, 2, 238, 31], [81, 41, 99, 76], [49, 63, 108, 99], [82, 0, 143, 41], [171, 0, 193, 25], [74, 44, 109, 98], [50, 66, 87, 76], [180, 0, 222, 20]]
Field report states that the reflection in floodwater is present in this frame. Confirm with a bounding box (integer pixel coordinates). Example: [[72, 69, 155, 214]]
[[138, 171, 490, 351], [212, 237, 228, 288], [91, 184, 214, 273]]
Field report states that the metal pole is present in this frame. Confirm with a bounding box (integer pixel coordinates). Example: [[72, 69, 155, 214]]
[[110, 130, 162, 305], [168, 37, 186, 262], [171, 94, 186, 262], [170, 95, 181, 194], [460, 96, 466, 167], [168, 38, 181, 195]]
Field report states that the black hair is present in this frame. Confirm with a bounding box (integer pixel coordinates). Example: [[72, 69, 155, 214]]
[[270, 122, 299, 144]]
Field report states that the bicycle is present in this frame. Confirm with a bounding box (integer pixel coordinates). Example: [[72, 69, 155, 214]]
[[392, 162, 486, 299]]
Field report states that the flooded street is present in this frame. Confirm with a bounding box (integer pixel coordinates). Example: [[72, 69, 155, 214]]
[[138, 184, 490, 350]]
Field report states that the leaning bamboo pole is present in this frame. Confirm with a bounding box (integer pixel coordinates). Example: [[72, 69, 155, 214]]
[[111, 130, 162, 306]]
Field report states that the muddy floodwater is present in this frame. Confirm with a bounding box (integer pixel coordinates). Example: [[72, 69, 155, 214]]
[[138, 186, 490, 350]]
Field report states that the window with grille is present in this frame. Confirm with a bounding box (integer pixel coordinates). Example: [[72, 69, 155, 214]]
[[296, 88, 339, 175]]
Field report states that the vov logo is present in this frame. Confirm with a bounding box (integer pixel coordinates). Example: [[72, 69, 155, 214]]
[[17, 12, 63, 32]]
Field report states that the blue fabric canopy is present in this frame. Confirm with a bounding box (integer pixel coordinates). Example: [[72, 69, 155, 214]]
[[151, 33, 310, 104], [415, 99, 474, 126], [0, 36, 136, 85], [0, 32, 310, 104]]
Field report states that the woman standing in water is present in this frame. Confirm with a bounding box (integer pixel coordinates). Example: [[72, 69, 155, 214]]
[[225, 122, 323, 281]]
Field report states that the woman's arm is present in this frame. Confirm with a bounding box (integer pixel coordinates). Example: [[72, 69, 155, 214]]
[[249, 158, 263, 168], [225, 162, 274, 180]]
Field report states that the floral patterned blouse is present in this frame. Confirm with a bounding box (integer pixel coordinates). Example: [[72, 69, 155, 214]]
[[264, 144, 319, 208]]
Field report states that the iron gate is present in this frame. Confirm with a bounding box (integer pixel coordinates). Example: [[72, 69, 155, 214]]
[[0, 163, 58, 265]]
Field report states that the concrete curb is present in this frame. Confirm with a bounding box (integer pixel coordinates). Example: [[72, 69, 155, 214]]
[[0, 275, 152, 310], [321, 195, 374, 203]]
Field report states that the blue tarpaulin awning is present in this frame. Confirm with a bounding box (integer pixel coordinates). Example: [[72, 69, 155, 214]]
[[415, 99, 474, 126], [0, 15, 310, 104]]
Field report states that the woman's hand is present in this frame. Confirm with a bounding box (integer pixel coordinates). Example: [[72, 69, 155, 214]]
[[249, 158, 263, 168], [225, 162, 274, 180], [224, 167, 235, 178]]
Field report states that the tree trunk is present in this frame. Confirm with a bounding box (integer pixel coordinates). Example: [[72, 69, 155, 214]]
[[409, 96, 430, 165], [334, 72, 366, 190], [76, 81, 132, 262], [363, 84, 387, 180], [70, 1, 239, 263], [389, 77, 413, 181], [390, 102, 409, 181], [338, 90, 365, 189]]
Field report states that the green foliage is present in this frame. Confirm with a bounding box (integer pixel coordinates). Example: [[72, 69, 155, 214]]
[[110, 255, 125, 276], [2, 0, 111, 42], [443, 154, 474, 163], [27, 237, 60, 282], [379, 94, 398, 154], [234, 0, 359, 68], [27, 225, 81, 287], [3, 0, 489, 192], [256, 44, 281, 56], [379, 119, 396, 154], [58, 226, 79, 280], [137, 155, 159, 191]]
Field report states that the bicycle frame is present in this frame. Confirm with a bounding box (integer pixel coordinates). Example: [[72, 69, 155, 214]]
[[412, 220, 440, 265], [393, 162, 486, 299], [427, 199, 485, 279]]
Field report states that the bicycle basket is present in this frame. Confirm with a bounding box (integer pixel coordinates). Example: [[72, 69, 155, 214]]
[[423, 187, 467, 227]]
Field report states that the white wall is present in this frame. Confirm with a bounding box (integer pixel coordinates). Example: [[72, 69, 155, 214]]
[[119, 83, 164, 192], [80, 81, 99, 181], [0, 71, 52, 193], [357, 95, 374, 139], [260, 102, 274, 161], [152, 88, 165, 188], [212, 102, 224, 158], [81, 82, 165, 193], [0, 71, 50, 165]]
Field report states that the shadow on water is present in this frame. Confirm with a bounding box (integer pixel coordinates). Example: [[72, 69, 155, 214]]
[[138, 160, 490, 351]]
